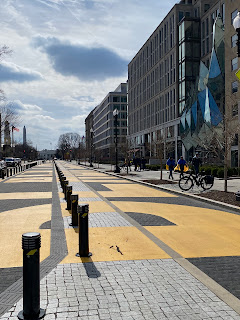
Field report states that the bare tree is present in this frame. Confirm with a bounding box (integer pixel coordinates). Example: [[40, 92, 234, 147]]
[[58, 132, 81, 159], [151, 130, 165, 180], [0, 45, 12, 101]]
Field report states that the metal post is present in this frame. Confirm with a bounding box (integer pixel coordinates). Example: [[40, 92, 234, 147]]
[[61, 176, 66, 190], [90, 129, 93, 167], [113, 110, 120, 173], [66, 185, 72, 210], [18, 232, 45, 320], [76, 204, 92, 257], [64, 180, 68, 200], [70, 194, 78, 226]]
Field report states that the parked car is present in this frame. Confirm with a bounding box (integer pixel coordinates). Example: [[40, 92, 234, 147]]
[[5, 157, 16, 167], [0, 160, 7, 178], [14, 158, 21, 166]]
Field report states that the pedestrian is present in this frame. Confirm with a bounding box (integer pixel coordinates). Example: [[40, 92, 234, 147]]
[[192, 153, 202, 175], [141, 157, 146, 170], [126, 158, 131, 171], [177, 156, 187, 178], [166, 156, 175, 180], [133, 157, 137, 171], [136, 157, 141, 171]]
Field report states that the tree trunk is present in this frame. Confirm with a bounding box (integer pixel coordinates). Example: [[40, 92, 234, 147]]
[[224, 132, 228, 192], [160, 156, 163, 180]]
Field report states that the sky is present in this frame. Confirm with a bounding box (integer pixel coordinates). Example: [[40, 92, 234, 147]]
[[0, 0, 177, 150]]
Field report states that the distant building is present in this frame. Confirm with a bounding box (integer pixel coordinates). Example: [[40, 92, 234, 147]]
[[38, 149, 56, 160], [85, 83, 128, 162], [23, 126, 26, 145]]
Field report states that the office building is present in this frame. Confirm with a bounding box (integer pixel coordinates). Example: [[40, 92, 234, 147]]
[[225, 1, 240, 167], [85, 83, 127, 162], [127, 0, 231, 164]]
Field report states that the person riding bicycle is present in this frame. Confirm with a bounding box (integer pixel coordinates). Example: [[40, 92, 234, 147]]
[[192, 153, 202, 175], [177, 156, 186, 178]]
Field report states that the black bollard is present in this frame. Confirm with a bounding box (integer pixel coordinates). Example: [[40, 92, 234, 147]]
[[61, 176, 66, 190], [70, 194, 78, 226], [66, 186, 72, 210], [18, 232, 45, 320], [76, 204, 92, 257], [64, 180, 68, 200]]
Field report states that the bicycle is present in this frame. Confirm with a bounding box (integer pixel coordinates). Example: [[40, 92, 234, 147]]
[[120, 164, 131, 172], [179, 170, 214, 191]]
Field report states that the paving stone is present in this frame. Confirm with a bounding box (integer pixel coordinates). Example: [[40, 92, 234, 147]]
[[2, 259, 240, 319], [63, 211, 132, 229]]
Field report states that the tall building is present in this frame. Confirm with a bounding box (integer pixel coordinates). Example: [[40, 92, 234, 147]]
[[85, 83, 128, 162], [23, 126, 26, 145], [225, 1, 240, 167], [127, 0, 231, 163]]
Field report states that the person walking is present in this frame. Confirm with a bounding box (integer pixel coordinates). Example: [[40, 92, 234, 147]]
[[141, 157, 146, 170], [133, 157, 137, 171], [166, 156, 175, 180], [192, 153, 201, 175], [177, 156, 186, 178]]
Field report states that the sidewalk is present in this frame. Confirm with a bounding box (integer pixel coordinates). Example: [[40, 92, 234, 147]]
[[77, 161, 240, 194]]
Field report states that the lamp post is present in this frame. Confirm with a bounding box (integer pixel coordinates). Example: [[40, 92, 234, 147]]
[[233, 12, 240, 57], [90, 128, 93, 167], [113, 108, 120, 173], [233, 12, 240, 168]]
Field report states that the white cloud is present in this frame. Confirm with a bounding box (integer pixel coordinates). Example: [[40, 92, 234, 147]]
[[0, 0, 177, 150]]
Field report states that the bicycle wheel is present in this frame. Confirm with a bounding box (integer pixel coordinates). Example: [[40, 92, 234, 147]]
[[179, 176, 193, 191], [200, 177, 214, 190]]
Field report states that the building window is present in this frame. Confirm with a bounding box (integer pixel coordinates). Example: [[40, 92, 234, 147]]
[[202, 21, 205, 38], [113, 96, 120, 102], [232, 104, 238, 117], [179, 11, 184, 22], [232, 34, 238, 48], [232, 9, 238, 25], [204, 4, 210, 13], [221, 3, 225, 24], [232, 81, 238, 93], [231, 57, 238, 71]]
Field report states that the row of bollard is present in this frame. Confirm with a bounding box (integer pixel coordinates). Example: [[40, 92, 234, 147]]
[[1, 161, 39, 180], [54, 161, 92, 257]]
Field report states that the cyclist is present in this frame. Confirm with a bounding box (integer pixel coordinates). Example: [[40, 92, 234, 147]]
[[192, 153, 202, 175], [177, 156, 186, 178]]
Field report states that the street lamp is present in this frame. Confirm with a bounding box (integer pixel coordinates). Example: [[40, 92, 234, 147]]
[[113, 108, 120, 173], [233, 12, 240, 57], [90, 128, 94, 167]]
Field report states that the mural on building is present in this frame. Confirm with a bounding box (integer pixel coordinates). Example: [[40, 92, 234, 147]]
[[180, 16, 225, 153]]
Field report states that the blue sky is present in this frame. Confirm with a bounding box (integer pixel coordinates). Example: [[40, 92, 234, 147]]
[[0, 0, 176, 150]]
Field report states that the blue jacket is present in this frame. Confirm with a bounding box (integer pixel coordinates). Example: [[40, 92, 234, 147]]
[[167, 158, 175, 169], [177, 158, 186, 166]]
